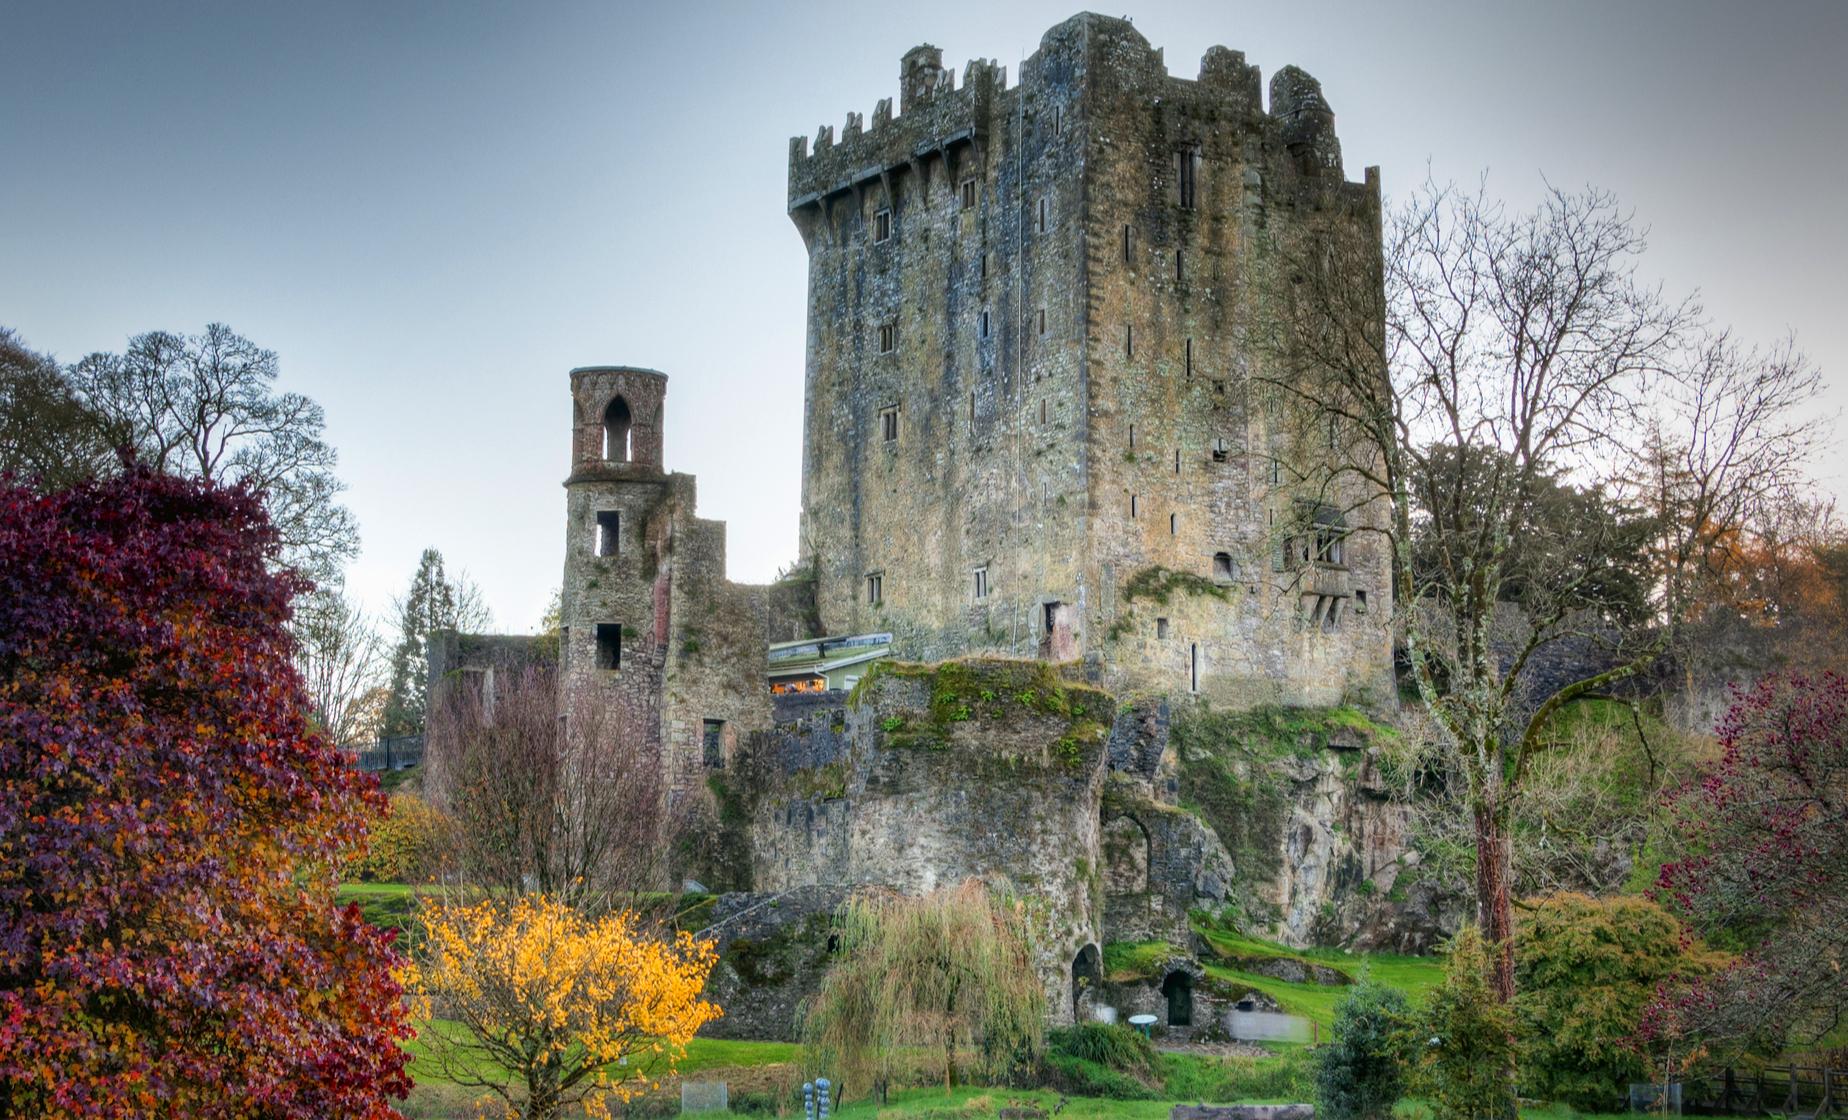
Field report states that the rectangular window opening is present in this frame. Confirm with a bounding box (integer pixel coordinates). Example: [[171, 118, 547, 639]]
[[1156, 617, 1170, 639], [1185, 337, 1193, 378], [1130, 493, 1138, 518], [880, 406, 899, 443], [973, 565, 989, 601], [873, 207, 892, 242], [878, 322, 897, 353], [1189, 642, 1199, 692], [980, 309, 991, 338], [1036, 197, 1048, 233], [1037, 309, 1046, 336], [595, 623, 622, 671], [1169, 512, 1177, 535], [960, 179, 977, 210], [1175, 250, 1184, 283], [1040, 399, 1047, 424], [1122, 225, 1132, 264], [1177, 149, 1198, 209], [981, 252, 989, 279], [702, 720, 725, 768], [866, 571, 884, 605], [1174, 449, 1181, 474], [1128, 423, 1135, 449], [595, 510, 621, 556], [1212, 438, 1229, 463]]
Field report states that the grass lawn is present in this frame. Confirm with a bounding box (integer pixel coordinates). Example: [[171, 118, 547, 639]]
[[1193, 926, 1446, 1029]]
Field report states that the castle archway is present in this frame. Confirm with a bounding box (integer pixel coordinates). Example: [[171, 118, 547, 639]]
[[603, 396, 633, 462], [1071, 943, 1101, 1021]]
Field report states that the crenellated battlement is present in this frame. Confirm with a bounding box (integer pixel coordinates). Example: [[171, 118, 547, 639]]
[[787, 53, 1006, 214]]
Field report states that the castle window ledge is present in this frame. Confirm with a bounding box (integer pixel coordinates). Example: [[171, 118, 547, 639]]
[[1301, 565, 1350, 598]]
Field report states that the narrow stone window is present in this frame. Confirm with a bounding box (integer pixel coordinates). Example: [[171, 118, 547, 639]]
[[1130, 494, 1139, 518], [1052, 105, 1063, 135], [981, 252, 989, 279], [880, 405, 899, 443], [968, 391, 975, 431], [960, 179, 977, 210], [1177, 149, 1199, 209], [1128, 423, 1136, 449], [1125, 324, 1134, 358], [1214, 380, 1225, 394], [1037, 197, 1048, 233], [702, 720, 725, 768], [1175, 250, 1184, 283], [878, 322, 896, 353], [1169, 512, 1177, 535], [595, 510, 621, 557], [1269, 458, 1282, 484], [1122, 225, 1132, 263], [1212, 438, 1229, 463], [1037, 309, 1046, 335], [1355, 589, 1369, 614], [595, 623, 622, 671], [1156, 617, 1170, 638], [980, 309, 991, 338], [1173, 449, 1181, 474], [1189, 642, 1199, 692], [866, 571, 883, 605], [1185, 337, 1193, 378], [973, 565, 989, 600], [1213, 551, 1236, 582], [1040, 399, 1047, 424], [874, 207, 892, 242]]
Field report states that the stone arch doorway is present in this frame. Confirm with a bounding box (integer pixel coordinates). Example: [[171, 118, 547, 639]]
[[1071, 943, 1101, 1021], [1161, 970, 1194, 1027]]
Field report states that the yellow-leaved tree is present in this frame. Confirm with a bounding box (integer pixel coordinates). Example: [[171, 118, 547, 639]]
[[404, 895, 721, 1120]]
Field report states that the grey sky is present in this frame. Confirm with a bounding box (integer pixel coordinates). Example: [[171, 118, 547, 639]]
[[5, 0, 1844, 631]]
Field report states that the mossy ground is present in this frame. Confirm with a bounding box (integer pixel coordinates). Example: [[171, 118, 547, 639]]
[[854, 658, 1111, 771], [1192, 921, 1446, 1029]]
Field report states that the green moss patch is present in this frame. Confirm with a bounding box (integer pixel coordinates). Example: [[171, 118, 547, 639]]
[[1102, 939, 1183, 982], [853, 658, 1112, 774]]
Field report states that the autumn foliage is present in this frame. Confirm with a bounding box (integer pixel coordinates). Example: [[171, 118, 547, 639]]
[[0, 467, 412, 1117], [1648, 671, 1848, 1055], [403, 895, 721, 1120]]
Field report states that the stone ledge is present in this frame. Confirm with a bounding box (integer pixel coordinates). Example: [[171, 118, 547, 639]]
[[1172, 1106, 1314, 1120]]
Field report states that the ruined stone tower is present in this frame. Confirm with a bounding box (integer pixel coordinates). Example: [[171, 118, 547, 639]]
[[560, 367, 770, 793], [789, 13, 1393, 706]]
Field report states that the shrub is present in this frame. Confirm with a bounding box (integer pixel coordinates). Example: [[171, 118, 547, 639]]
[[1516, 892, 1721, 1111], [1317, 980, 1414, 1120], [1048, 1022, 1157, 1075], [1411, 926, 1517, 1120], [347, 791, 451, 882]]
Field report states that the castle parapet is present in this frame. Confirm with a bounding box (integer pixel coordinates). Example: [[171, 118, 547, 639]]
[[787, 52, 1006, 218]]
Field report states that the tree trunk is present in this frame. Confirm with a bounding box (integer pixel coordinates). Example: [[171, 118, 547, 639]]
[[1473, 802, 1516, 1002]]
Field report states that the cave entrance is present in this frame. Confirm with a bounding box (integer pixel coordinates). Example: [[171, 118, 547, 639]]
[[1161, 970, 1194, 1027], [1071, 943, 1101, 1021]]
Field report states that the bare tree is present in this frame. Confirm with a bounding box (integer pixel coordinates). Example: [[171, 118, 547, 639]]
[[291, 584, 383, 747], [67, 323, 359, 582], [1265, 177, 1822, 1001], [424, 666, 681, 912]]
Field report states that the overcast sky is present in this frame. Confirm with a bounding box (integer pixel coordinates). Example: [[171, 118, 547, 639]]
[[6, 0, 1845, 631]]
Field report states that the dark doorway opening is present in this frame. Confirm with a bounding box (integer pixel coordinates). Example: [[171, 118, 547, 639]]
[[1071, 944, 1101, 1021], [1161, 970, 1194, 1027]]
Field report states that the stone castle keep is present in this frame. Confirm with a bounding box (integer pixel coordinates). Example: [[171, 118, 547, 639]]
[[443, 13, 1427, 1039]]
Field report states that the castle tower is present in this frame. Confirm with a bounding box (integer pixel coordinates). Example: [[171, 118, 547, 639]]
[[787, 13, 1394, 706], [560, 366, 772, 799]]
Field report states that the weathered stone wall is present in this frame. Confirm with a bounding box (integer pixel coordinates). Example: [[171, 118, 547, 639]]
[[696, 885, 851, 1042], [742, 660, 1112, 1022], [789, 14, 1394, 708]]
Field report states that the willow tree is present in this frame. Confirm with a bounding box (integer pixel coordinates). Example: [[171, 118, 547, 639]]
[[800, 881, 1045, 1102], [1261, 177, 1820, 1002]]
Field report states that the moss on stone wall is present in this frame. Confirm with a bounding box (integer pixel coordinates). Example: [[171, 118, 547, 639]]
[[852, 658, 1111, 774], [1172, 704, 1395, 926]]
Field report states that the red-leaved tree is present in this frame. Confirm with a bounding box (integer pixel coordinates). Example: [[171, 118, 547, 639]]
[[0, 466, 412, 1118], [1646, 671, 1848, 1056]]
